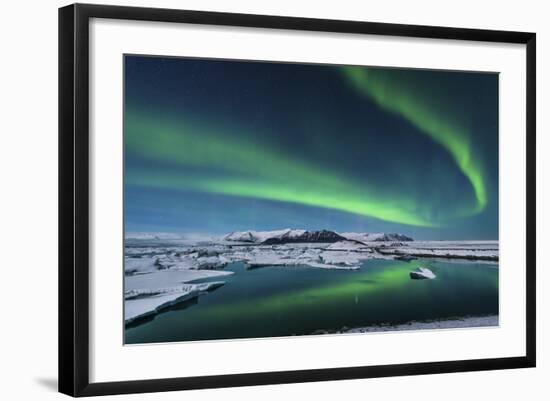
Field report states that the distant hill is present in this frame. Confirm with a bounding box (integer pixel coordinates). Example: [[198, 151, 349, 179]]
[[125, 232, 184, 240], [340, 232, 414, 242], [223, 229, 306, 243], [223, 229, 413, 244], [262, 229, 346, 244]]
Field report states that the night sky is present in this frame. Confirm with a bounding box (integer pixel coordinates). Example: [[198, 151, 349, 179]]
[[124, 55, 498, 240]]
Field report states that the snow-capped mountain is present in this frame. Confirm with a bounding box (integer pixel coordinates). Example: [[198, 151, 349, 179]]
[[223, 229, 306, 243], [340, 232, 414, 242], [223, 229, 413, 244], [262, 229, 347, 244], [224, 229, 347, 244], [125, 232, 185, 240]]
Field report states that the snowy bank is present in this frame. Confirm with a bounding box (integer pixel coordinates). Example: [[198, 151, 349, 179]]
[[376, 241, 499, 262], [343, 315, 498, 333]]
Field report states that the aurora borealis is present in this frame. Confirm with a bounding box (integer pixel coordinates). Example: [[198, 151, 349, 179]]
[[124, 56, 499, 239], [343, 67, 488, 214]]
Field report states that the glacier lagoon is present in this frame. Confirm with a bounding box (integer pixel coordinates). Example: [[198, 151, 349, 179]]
[[125, 258, 498, 344]]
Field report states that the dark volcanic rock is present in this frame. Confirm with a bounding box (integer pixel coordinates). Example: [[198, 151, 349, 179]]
[[262, 229, 346, 244]]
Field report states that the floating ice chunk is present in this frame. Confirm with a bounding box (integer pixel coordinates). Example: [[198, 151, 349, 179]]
[[196, 255, 229, 270], [326, 240, 371, 251], [319, 251, 361, 266], [378, 241, 499, 262], [125, 281, 225, 324], [304, 261, 360, 270], [168, 257, 200, 270], [125, 269, 233, 292], [124, 257, 157, 275], [242, 249, 361, 270], [409, 267, 436, 280]]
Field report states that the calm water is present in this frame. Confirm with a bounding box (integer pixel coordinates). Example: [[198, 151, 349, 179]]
[[125, 259, 498, 344]]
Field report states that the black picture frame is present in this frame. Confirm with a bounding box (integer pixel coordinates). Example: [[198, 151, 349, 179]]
[[59, 3, 536, 397]]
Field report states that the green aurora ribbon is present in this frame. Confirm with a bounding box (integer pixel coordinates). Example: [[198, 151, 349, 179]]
[[342, 67, 487, 215], [125, 67, 490, 228], [125, 112, 438, 227]]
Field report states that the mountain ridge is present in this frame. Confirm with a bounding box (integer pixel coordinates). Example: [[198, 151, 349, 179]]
[[223, 229, 413, 244]]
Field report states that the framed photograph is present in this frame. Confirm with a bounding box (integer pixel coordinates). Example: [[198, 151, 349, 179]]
[[59, 3, 536, 397]]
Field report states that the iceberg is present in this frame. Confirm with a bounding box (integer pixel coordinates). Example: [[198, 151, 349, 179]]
[[409, 267, 436, 280]]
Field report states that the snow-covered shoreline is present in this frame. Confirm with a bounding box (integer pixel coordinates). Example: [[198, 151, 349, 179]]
[[375, 241, 499, 262], [340, 315, 499, 334]]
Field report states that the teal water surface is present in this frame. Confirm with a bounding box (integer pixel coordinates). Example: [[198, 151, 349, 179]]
[[125, 259, 498, 344]]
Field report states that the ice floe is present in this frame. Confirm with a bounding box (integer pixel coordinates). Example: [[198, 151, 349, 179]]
[[377, 241, 499, 261], [125, 281, 225, 324], [409, 267, 436, 280], [344, 315, 498, 333]]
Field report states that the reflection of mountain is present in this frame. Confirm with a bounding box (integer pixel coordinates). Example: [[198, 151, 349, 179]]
[[223, 229, 413, 244]]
